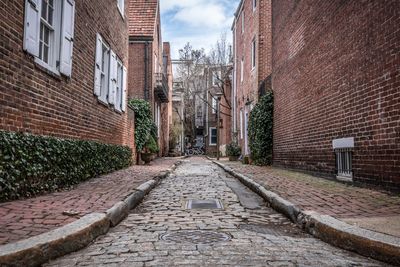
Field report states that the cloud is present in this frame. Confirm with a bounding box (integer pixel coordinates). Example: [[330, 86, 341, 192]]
[[161, 0, 240, 59]]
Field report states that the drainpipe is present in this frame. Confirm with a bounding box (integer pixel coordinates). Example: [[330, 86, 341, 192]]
[[144, 42, 149, 101]]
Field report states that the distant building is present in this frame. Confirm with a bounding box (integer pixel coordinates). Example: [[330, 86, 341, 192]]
[[0, 0, 134, 151], [204, 66, 233, 156], [232, 0, 272, 156], [272, 0, 400, 190], [127, 0, 172, 156]]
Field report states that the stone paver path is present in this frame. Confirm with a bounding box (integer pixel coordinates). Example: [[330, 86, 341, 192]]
[[45, 157, 385, 266], [0, 158, 179, 245]]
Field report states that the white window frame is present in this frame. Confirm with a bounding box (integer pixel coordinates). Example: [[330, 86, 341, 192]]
[[241, 11, 245, 34], [252, 0, 257, 11], [209, 127, 217, 146], [212, 97, 217, 114], [240, 57, 244, 83], [251, 38, 256, 70], [117, 0, 124, 18], [35, 0, 61, 74], [24, 0, 75, 76]]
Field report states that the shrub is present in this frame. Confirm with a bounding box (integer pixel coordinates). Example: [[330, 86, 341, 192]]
[[226, 142, 241, 157], [128, 99, 158, 152], [248, 91, 274, 165], [0, 131, 132, 202], [145, 136, 159, 154]]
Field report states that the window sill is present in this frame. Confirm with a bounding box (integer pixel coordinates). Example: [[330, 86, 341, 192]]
[[34, 58, 62, 80], [97, 97, 109, 107], [209, 144, 217, 146]]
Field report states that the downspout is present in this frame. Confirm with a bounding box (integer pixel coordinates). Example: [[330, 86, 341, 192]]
[[144, 42, 149, 100]]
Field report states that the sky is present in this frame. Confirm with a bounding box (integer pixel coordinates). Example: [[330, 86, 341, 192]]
[[160, 0, 240, 59]]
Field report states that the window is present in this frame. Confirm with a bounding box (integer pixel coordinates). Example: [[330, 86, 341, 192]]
[[333, 137, 354, 182], [212, 70, 221, 86], [239, 109, 243, 139], [212, 97, 217, 114], [24, 0, 76, 76], [241, 11, 245, 33], [197, 105, 203, 119], [253, 0, 257, 11], [117, 0, 124, 17], [209, 127, 217, 145], [251, 38, 256, 69], [94, 34, 127, 112], [240, 57, 244, 82]]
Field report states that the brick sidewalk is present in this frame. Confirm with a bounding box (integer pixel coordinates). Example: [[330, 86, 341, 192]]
[[0, 158, 179, 245], [220, 160, 400, 232]]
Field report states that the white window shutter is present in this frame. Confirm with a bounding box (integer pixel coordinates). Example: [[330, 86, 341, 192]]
[[60, 0, 76, 77], [122, 66, 127, 112], [94, 34, 102, 96], [108, 51, 117, 105], [23, 0, 41, 57]]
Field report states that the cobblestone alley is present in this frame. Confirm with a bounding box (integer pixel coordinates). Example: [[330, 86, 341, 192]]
[[45, 158, 386, 266]]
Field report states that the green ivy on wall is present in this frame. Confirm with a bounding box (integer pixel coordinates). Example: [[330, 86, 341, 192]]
[[128, 99, 158, 152], [248, 91, 274, 165], [0, 131, 132, 202]]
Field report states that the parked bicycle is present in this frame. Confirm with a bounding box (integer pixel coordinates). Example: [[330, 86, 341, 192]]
[[185, 146, 205, 156]]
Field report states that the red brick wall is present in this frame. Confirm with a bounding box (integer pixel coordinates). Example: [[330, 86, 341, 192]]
[[272, 0, 400, 190], [128, 42, 148, 100], [233, 0, 272, 154], [0, 0, 135, 152]]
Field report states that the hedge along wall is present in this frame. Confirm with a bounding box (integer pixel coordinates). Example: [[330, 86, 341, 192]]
[[0, 131, 133, 202], [248, 91, 274, 165]]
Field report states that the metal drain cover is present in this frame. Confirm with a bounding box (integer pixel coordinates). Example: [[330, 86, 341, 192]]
[[160, 230, 231, 244], [186, 199, 223, 209]]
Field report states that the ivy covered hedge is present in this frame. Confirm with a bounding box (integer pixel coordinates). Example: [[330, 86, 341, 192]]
[[248, 91, 274, 165], [0, 131, 132, 202]]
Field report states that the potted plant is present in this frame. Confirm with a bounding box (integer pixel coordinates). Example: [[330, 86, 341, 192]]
[[141, 136, 159, 164], [226, 142, 241, 161]]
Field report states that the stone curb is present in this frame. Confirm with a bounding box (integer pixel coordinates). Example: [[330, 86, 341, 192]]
[[0, 213, 109, 267], [0, 160, 182, 267], [213, 160, 400, 266]]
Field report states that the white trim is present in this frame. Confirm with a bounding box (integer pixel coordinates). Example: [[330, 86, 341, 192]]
[[251, 37, 256, 70], [252, 0, 257, 11]]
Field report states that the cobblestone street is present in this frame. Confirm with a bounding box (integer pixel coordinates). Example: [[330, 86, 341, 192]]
[[46, 157, 385, 266]]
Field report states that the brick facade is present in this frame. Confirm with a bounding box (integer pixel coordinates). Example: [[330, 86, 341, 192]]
[[232, 0, 272, 155], [272, 0, 400, 190], [128, 0, 171, 157], [0, 0, 135, 152]]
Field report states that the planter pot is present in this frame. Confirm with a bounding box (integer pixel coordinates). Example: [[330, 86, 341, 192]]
[[229, 156, 239, 161], [141, 153, 154, 164]]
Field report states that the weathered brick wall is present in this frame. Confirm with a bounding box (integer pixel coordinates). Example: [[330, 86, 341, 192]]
[[0, 0, 135, 152], [272, 0, 400, 189], [128, 42, 148, 100], [233, 0, 272, 154]]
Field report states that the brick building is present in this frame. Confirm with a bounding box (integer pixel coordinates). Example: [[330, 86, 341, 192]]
[[272, 0, 400, 190], [232, 0, 272, 156], [204, 66, 232, 156], [0, 0, 134, 151], [128, 0, 171, 156]]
